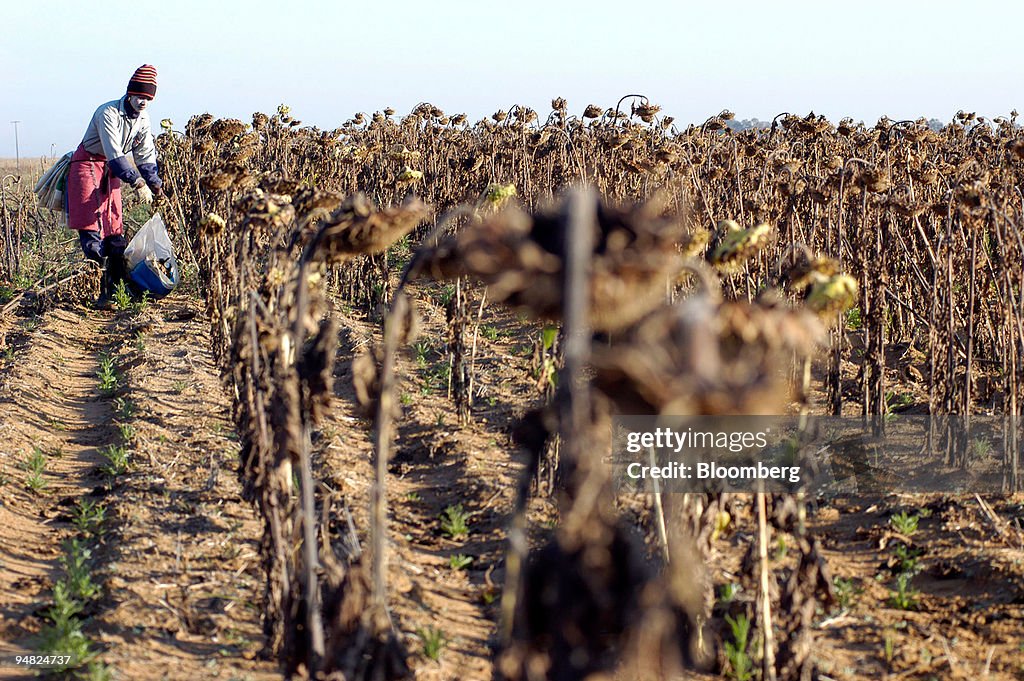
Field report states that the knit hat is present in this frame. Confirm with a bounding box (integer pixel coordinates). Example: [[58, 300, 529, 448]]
[[127, 65, 158, 99]]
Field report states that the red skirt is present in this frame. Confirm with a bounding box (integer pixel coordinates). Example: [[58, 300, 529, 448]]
[[67, 143, 123, 238]]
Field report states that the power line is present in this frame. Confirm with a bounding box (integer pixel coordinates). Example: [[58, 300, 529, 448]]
[[10, 121, 21, 172]]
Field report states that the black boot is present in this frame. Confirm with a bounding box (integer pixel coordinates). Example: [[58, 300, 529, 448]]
[[94, 257, 114, 310], [101, 235, 133, 304], [108, 254, 130, 300]]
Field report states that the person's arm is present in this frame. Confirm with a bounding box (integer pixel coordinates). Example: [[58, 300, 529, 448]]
[[132, 114, 162, 190], [97, 106, 143, 185]]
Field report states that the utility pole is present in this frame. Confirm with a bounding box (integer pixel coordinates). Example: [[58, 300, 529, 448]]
[[10, 121, 20, 172]]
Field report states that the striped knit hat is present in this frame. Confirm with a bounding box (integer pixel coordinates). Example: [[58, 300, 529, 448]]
[[127, 65, 158, 99]]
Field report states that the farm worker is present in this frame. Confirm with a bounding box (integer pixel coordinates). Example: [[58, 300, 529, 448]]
[[67, 64, 165, 309]]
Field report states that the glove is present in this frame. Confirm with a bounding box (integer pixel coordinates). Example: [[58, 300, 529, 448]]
[[153, 185, 166, 203], [133, 178, 154, 204]]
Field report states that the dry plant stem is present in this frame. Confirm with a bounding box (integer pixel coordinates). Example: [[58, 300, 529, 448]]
[[371, 291, 408, 614], [467, 288, 488, 412], [165, 179, 201, 272], [500, 461, 530, 645], [294, 259, 325, 665], [648, 445, 670, 563], [0, 262, 92, 316], [758, 490, 777, 681], [560, 187, 597, 537]]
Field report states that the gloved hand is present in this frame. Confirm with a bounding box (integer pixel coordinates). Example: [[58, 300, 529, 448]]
[[133, 177, 154, 204], [153, 185, 166, 203]]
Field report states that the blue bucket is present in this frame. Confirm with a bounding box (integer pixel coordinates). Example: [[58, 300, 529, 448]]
[[129, 257, 179, 298]]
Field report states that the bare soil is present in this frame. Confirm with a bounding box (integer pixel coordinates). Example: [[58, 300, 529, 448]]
[[1, 284, 1022, 680]]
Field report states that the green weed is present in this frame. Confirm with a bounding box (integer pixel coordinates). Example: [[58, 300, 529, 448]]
[[891, 543, 924, 575], [413, 341, 432, 369], [889, 511, 920, 536], [449, 554, 473, 570], [845, 306, 863, 330], [60, 539, 100, 601], [24, 446, 48, 492], [112, 281, 132, 311], [717, 582, 740, 605], [416, 626, 447, 662], [970, 436, 993, 461], [723, 613, 754, 681], [833, 577, 861, 610], [887, 573, 920, 610], [440, 504, 470, 540], [883, 628, 897, 667], [97, 355, 118, 395], [101, 444, 130, 476], [114, 397, 135, 420], [117, 422, 135, 444], [73, 499, 106, 537]]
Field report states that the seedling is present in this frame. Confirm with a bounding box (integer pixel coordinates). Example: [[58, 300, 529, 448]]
[[416, 626, 447, 662], [117, 423, 135, 444], [413, 341, 432, 369], [717, 582, 741, 605], [61, 539, 100, 601], [887, 573, 920, 610], [969, 436, 993, 461], [439, 504, 470, 540], [114, 397, 135, 420], [833, 577, 861, 610], [889, 511, 920, 536], [436, 285, 456, 307], [24, 447, 48, 492], [481, 325, 499, 341], [723, 613, 754, 681], [97, 355, 118, 395], [845, 306, 863, 330], [883, 628, 897, 668], [449, 554, 473, 570], [480, 587, 499, 605], [101, 444, 130, 476], [891, 543, 923, 575], [73, 499, 106, 536], [112, 281, 133, 311]]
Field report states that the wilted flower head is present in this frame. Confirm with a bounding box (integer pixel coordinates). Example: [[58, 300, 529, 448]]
[[806, 274, 858, 321], [396, 167, 424, 183], [199, 212, 226, 237], [484, 183, 517, 207]]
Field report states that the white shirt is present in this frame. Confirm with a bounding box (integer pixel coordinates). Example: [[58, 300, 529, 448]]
[[80, 96, 158, 166]]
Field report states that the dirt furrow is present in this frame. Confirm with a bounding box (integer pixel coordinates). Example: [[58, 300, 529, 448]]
[[0, 307, 114, 672], [88, 298, 280, 679], [321, 300, 553, 681]]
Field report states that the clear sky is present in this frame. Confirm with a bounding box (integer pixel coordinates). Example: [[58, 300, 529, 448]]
[[1, 0, 1020, 157]]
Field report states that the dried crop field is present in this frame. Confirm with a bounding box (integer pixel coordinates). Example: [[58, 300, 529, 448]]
[[1, 100, 1023, 681]]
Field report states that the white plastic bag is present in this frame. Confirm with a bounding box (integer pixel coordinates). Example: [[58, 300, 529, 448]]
[[125, 212, 179, 297]]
